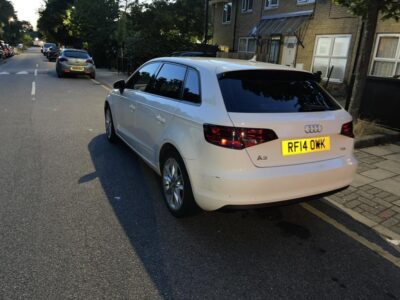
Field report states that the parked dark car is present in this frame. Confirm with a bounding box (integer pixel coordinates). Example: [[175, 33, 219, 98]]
[[47, 46, 59, 62], [43, 43, 56, 57]]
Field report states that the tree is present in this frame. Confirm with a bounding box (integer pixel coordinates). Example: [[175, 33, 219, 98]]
[[37, 0, 75, 45], [335, 0, 400, 121]]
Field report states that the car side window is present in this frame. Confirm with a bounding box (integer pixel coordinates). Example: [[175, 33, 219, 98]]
[[125, 63, 160, 91], [182, 68, 201, 104], [150, 63, 187, 100]]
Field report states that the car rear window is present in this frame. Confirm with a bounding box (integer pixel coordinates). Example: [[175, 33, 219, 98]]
[[218, 70, 341, 113], [64, 51, 90, 59]]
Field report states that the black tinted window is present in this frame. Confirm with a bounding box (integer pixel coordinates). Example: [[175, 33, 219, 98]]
[[126, 63, 160, 90], [150, 63, 186, 99], [182, 69, 201, 103], [218, 70, 341, 113], [64, 51, 89, 59]]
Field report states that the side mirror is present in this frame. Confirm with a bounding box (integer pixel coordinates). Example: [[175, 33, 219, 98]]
[[113, 80, 125, 94]]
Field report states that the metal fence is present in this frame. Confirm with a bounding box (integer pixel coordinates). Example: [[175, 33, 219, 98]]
[[360, 76, 400, 130]]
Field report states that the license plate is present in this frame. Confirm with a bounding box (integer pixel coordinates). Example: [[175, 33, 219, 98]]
[[71, 66, 84, 71], [282, 136, 330, 156]]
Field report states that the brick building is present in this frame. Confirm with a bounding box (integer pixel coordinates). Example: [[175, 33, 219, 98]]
[[210, 0, 400, 85]]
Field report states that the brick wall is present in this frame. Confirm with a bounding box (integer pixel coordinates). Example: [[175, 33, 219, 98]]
[[296, 1, 360, 84], [234, 0, 263, 49], [211, 0, 400, 85], [211, 1, 236, 50]]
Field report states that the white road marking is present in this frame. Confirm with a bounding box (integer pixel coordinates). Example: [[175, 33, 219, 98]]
[[301, 203, 400, 268], [34, 69, 37, 76], [31, 81, 36, 96], [16, 71, 29, 75], [91, 79, 111, 92], [36, 64, 39, 68], [0, 72, 10, 75]]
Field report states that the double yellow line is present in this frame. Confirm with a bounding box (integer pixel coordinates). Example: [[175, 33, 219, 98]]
[[301, 203, 400, 268]]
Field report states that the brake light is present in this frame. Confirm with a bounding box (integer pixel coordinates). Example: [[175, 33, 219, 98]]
[[341, 121, 354, 138], [86, 59, 94, 64], [59, 57, 68, 62], [203, 124, 278, 150]]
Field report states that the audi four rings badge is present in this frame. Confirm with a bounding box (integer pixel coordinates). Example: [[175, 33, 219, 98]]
[[304, 124, 323, 134]]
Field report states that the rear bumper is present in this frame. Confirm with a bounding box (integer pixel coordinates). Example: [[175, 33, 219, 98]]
[[187, 155, 357, 211], [58, 63, 95, 75]]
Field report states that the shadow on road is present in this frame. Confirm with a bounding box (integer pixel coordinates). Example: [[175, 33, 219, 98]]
[[84, 134, 400, 298]]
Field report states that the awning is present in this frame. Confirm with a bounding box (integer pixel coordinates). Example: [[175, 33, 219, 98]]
[[250, 10, 313, 37]]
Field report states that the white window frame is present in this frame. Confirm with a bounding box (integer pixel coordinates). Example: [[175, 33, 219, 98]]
[[241, 0, 253, 12], [370, 34, 400, 78], [311, 34, 352, 83], [238, 37, 256, 53], [297, 0, 315, 4], [265, 0, 278, 9], [222, 2, 232, 24]]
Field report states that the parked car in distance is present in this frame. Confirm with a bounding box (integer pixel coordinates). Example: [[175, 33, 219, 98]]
[[47, 46, 59, 62], [104, 57, 358, 217], [56, 49, 96, 79], [16, 43, 23, 49], [0, 42, 11, 58], [42, 43, 56, 56]]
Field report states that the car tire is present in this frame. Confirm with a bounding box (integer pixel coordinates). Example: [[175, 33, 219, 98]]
[[161, 150, 199, 217], [90, 72, 96, 79], [105, 107, 118, 143]]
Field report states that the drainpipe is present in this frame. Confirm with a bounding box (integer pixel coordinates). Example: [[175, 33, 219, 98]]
[[345, 19, 364, 111], [232, 0, 240, 51], [204, 0, 210, 44]]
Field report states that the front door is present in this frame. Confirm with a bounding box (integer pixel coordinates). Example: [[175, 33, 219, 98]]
[[282, 36, 298, 67]]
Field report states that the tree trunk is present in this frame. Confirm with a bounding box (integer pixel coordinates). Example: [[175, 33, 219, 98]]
[[348, 1, 380, 121]]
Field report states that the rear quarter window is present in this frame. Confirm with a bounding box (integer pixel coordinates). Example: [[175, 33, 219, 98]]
[[218, 70, 341, 113], [182, 68, 201, 104], [149, 63, 187, 100]]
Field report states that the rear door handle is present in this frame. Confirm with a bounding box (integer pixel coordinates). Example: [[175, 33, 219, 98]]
[[129, 104, 136, 112], [156, 115, 166, 124]]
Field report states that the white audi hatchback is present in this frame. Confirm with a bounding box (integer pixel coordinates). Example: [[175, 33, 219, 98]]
[[104, 57, 357, 217]]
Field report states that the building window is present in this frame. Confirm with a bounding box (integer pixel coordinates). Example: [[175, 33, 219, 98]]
[[370, 34, 400, 78], [265, 0, 278, 9], [297, 0, 315, 4], [312, 35, 351, 82], [222, 2, 232, 23], [238, 37, 256, 53], [241, 0, 253, 12]]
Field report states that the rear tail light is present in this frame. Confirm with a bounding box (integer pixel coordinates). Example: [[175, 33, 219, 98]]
[[340, 121, 354, 138], [203, 124, 278, 150], [86, 59, 94, 64], [59, 57, 68, 62]]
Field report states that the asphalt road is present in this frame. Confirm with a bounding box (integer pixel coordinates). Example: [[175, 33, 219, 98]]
[[0, 48, 399, 299]]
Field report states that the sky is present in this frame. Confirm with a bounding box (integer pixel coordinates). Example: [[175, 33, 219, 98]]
[[12, 0, 44, 30]]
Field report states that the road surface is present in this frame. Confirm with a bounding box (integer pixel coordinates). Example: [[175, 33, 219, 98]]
[[0, 48, 399, 299]]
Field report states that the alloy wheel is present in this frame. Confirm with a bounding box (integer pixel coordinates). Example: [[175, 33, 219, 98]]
[[105, 109, 112, 139], [163, 158, 185, 211]]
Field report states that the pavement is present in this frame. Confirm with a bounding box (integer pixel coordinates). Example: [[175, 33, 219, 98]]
[[1, 48, 400, 299], [327, 144, 400, 243]]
